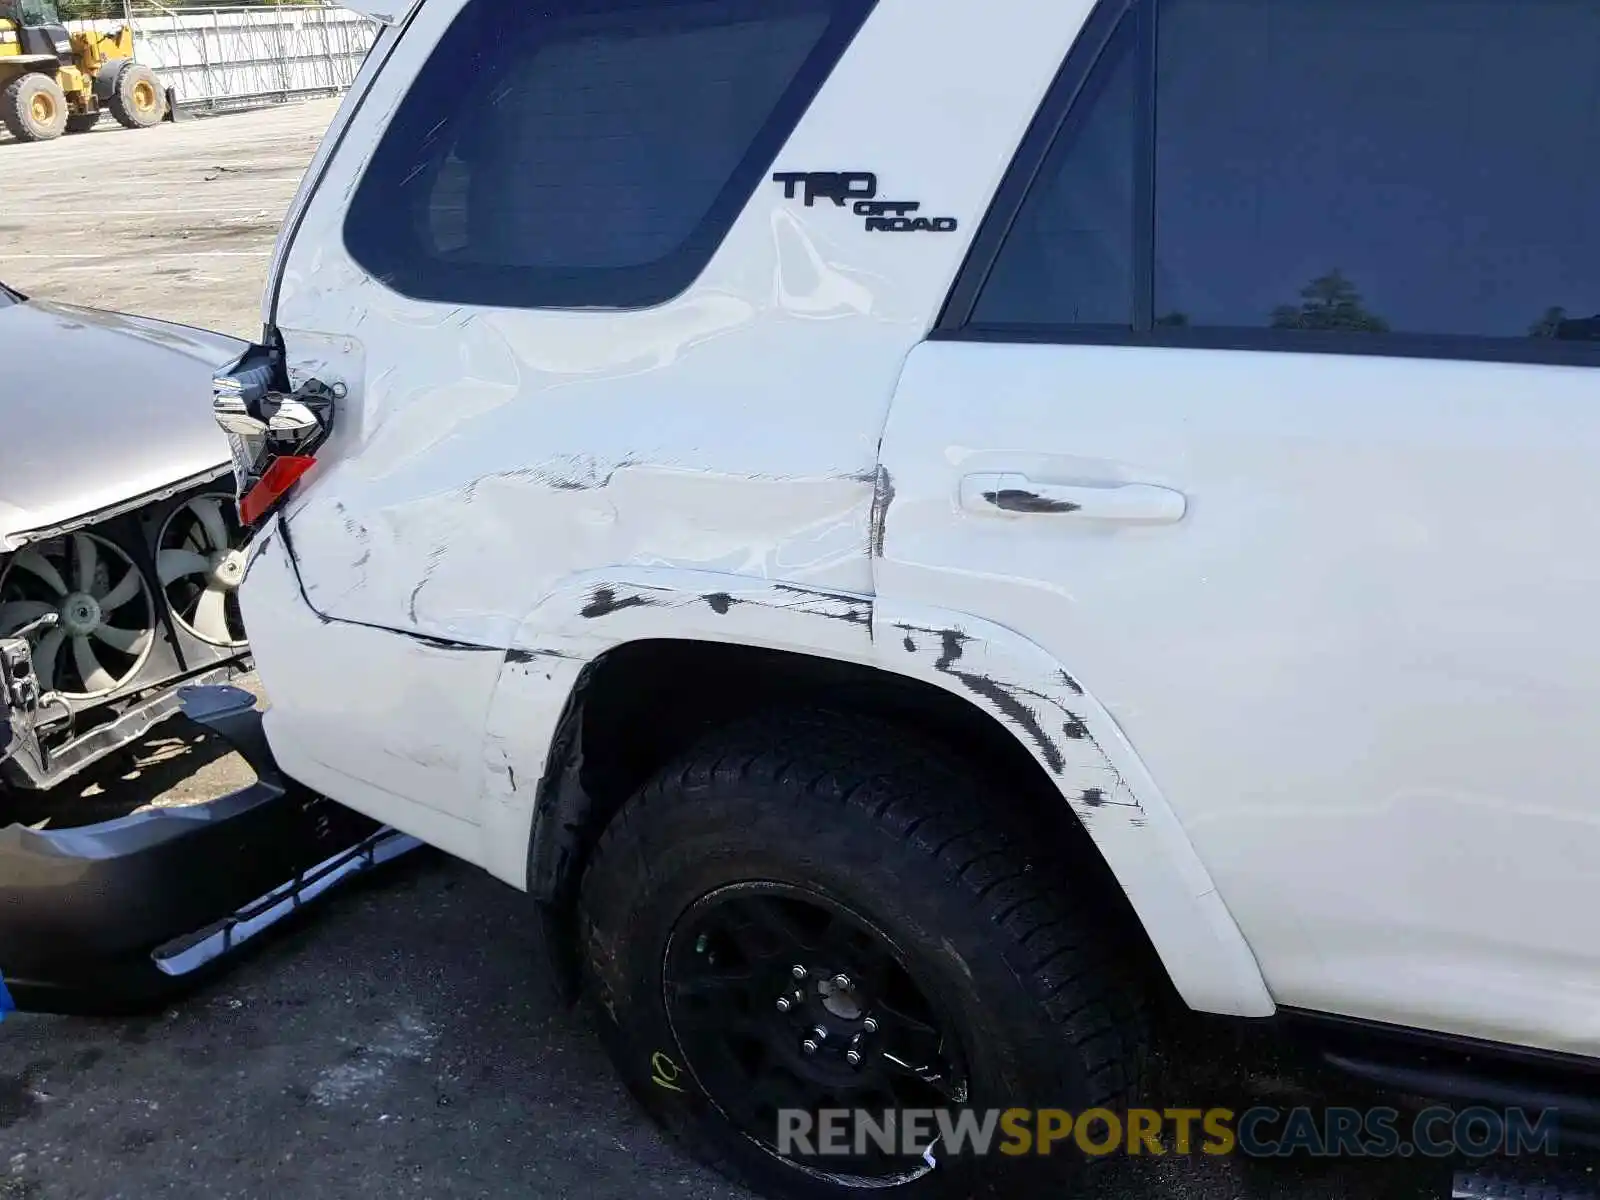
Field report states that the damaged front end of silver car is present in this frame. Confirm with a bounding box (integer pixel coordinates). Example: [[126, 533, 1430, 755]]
[[0, 676, 419, 1014]]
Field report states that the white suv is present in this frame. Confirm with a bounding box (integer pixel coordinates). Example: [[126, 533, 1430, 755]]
[[214, 0, 1600, 1193]]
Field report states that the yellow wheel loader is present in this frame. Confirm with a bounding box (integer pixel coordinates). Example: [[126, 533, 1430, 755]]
[[0, 0, 166, 142]]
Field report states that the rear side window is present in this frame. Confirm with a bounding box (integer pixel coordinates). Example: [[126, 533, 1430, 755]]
[[346, 0, 872, 310], [970, 17, 1137, 330], [950, 0, 1600, 363]]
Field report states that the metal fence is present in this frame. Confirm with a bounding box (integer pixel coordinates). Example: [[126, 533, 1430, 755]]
[[69, 4, 379, 112]]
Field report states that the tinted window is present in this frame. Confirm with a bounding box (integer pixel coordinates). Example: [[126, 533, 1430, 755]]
[[1156, 0, 1600, 341], [963, 0, 1600, 352], [970, 19, 1136, 329], [346, 0, 870, 310]]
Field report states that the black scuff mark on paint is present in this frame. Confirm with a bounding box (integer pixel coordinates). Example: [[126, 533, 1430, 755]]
[[868, 465, 895, 559], [276, 519, 336, 625], [407, 544, 449, 625], [337, 501, 371, 545], [397, 629, 500, 653], [505, 647, 577, 664], [769, 582, 872, 628], [508, 649, 579, 668], [902, 635, 917, 654], [1081, 788, 1106, 808], [581, 587, 659, 619], [932, 628, 969, 674], [470, 456, 640, 496], [931, 629, 1065, 774], [883, 623, 1143, 813], [507, 765, 517, 792], [704, 592, 740, 615], [982, 489, 1080, 515], [241, 531, 274, 585]]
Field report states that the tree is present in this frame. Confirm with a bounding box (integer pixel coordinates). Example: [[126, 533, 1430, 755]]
[[1527, 305, 1600, 341], [1531, 306, 1569, 339], [1270, 270, 1390, 334]]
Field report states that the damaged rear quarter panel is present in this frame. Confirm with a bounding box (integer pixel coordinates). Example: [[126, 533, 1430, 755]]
[[471, 568, 1272, 1018], [267, 0, 1082, 651], [475, 569, 878, 885], [238, 0, 1277, 1011]]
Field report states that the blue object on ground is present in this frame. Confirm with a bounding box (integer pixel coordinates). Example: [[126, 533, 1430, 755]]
[[0, 972, 13, 1021]]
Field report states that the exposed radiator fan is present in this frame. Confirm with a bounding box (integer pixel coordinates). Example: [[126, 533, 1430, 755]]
[[0, 532, 157, 698], [157, 493, 248, 647]]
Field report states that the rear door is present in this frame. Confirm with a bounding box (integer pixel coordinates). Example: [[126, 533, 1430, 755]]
[[879, 0, 1600, 1055]]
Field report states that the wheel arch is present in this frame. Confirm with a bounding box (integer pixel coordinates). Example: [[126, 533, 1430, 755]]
[[479, 570, 1275, 1019]]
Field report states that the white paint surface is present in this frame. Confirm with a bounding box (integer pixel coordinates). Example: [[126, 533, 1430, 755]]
[[238, 0, 1600, 1058]]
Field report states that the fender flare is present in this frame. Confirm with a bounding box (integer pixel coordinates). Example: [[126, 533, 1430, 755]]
[[480, 569, 1274, 1018]]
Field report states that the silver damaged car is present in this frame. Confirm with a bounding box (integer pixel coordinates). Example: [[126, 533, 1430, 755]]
[[0, 279, 252, 792]]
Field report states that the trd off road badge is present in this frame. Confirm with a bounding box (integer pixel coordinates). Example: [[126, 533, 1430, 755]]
[[771, 171, 958, 233]]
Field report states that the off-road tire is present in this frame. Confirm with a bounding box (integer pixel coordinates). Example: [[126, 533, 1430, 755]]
[[108, 63, 164, 129], [578, 710, 1149, 1200], [2, 74, 68, 142]]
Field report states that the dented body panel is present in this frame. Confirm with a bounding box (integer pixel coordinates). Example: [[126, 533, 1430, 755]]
[[267, 0, 1082, 648], [245, 516, 1275, 1016], [234, 0, 1600, 1063]]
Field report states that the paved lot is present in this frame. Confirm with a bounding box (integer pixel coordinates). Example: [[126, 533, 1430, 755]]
[[0, 99, 341, 338], [0, 101, 1570, 1200]]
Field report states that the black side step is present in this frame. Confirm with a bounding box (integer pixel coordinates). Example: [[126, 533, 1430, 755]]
[[1288, 1011, 1600, 1151], [1454, 1167, 1600, 1199]]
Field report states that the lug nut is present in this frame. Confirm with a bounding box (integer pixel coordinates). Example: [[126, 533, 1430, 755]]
[[831, 973, 851, 990], [810, 1025, 828, 1042], [776, 997, 792, 1013], [802, 1038, 819, 1055], [846, 1049, 862, 1066], [791, 965, 807, 980], [862, 1017, 878, 1034]]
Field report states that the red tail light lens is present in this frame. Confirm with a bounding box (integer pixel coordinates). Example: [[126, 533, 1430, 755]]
[[239, 455, 318, 527]]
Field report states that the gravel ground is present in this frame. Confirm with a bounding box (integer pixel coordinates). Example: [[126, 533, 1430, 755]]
[[0, 99, 1582, 1200], [0, 98, 340, 339]]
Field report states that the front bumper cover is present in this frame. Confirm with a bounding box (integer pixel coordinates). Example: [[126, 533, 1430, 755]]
[[0, 684, 419, 1014]]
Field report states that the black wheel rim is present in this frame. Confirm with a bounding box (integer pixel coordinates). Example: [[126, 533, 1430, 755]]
[[663, 882, 969, 1182]]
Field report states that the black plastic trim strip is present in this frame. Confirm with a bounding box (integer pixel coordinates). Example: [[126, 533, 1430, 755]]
[[1131, 0, 1156, 333], [1284, 1008, 1600, 1079], [928, 322, 1600, 370]]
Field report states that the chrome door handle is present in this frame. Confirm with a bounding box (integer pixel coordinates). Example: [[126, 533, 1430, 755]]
[[960, 473, 1187, 526]]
